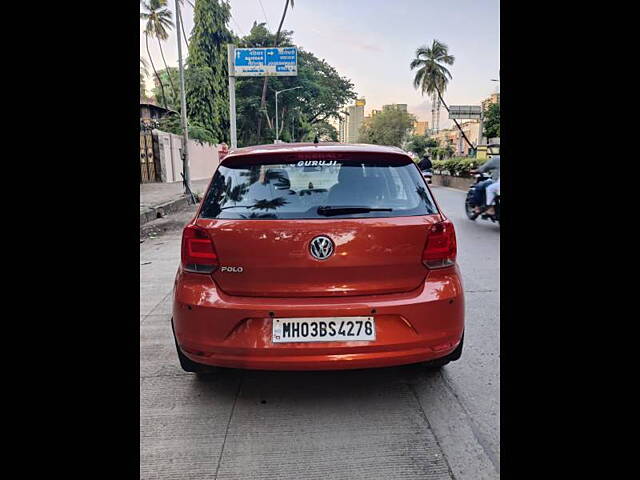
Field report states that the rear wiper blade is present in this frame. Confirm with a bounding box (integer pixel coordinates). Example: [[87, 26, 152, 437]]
[[218, 205, 253, 210], [317, 205, 393, 216]]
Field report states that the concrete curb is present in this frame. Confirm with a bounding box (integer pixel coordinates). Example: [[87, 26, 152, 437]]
[[140, 195, 192, 226]]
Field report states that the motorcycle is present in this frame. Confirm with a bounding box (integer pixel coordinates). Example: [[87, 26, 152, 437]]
[[465, 173, 500, 225], [421, 168, 433, 184]]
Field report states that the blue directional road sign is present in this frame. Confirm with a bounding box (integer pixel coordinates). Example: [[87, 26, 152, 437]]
[[233, 47, 297, 77]]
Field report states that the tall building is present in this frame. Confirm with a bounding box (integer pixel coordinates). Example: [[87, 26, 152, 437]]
[[340, 98, 366, 143], [431, 93, 442, 132], [433, 121, 481, 157], [338, 114, 347, 143], [382, 103, 408, 112], [413, 121, 429, 136], [481, 93, 500, 112]]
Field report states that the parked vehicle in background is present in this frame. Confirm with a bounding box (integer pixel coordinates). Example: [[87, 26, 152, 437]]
[[172, 143, 464, 373]]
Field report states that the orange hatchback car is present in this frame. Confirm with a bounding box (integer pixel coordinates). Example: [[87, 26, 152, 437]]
[[172, 143, 464, 372]]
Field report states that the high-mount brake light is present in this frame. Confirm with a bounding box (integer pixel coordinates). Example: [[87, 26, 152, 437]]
[[422, 219, 457, 269], [181, 224, 219, 274], [294, 152, 345, 161]]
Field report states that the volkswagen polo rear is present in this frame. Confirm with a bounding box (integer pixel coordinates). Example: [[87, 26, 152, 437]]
[[172, 143, 464, 372]]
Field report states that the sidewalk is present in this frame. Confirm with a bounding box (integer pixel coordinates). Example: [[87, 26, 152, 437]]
[[140, 179, 210, 225]]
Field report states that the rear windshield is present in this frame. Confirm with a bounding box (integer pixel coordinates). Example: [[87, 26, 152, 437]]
[[199, 157, 438, 220]]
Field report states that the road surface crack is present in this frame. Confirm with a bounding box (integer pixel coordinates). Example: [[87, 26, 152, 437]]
[[214, 374, 244, 480]]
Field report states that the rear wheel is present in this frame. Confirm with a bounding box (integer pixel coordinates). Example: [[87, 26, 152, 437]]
[[465, 193, 478, 220], [423, 334, 464, 369], [172, 319, 215, 375]]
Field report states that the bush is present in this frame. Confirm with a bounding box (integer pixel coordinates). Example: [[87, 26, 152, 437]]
[[432, 157, 486, 177]]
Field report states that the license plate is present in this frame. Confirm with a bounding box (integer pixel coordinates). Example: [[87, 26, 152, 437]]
[[272, 317, 376, 343]]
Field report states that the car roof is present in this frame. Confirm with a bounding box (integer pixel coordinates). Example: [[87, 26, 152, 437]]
[[222, 142, 409, 162]]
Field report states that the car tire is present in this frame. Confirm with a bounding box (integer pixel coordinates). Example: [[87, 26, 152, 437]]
[[172, 318, 213, 374], [423, 334, 464, 369]]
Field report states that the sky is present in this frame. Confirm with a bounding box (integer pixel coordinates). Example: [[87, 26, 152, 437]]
[[140, 0, 499, 128]]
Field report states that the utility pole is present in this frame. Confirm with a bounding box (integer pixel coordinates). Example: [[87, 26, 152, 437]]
[[485, 73, 501, 145], [175, 0, 190, 194], [227, 44, 237, 149], [275, 86, 302, 142]]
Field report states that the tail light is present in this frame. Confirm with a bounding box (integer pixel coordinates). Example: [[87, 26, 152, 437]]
[[181, 224, 218, 273], [423, 219, 457, 269]]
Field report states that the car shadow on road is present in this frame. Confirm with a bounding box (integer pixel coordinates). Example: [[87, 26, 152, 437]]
[[189, 362, 446, 404]]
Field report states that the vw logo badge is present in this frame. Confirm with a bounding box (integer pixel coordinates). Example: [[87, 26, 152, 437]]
[[309, 236, 334, 260]]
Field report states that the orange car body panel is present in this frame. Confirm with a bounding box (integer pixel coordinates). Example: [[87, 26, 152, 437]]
[[172, 143, 464, 370]]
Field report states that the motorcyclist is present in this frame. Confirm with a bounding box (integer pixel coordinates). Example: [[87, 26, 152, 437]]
[[470, 154, 500, 215], [417, 153, 432, 172]]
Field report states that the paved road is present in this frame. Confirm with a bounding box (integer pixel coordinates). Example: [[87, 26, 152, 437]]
[[140, 185, 500, 479]]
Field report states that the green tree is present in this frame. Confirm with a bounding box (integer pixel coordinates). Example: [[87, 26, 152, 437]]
[[152, 67, 181, 111], [410, 39, 474, 150], [186, 0, 233, 144], [140, 0, 175, 109], [158, 112, 218, 145], [140, 57, 149, 98], [305, 120, 338, 142], [358, 107, 416, 147], [234, 22, 356, 146], [483, 102, 500, 139], [406, 133, 437, 156]]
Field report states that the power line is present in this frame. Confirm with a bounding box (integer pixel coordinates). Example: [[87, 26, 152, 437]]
[[230, 13, 245, 37], [257, 0, 270, 30]]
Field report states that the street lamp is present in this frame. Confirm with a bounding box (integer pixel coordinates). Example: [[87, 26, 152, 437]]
[[275, 86, 302, 142]]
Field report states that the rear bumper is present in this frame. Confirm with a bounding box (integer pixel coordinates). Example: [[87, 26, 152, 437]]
[[172, 267, 464, 371]]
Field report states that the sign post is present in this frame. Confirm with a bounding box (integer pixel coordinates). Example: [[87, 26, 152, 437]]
[[227, 45, 298, 147], [227, 44, 237, 149]]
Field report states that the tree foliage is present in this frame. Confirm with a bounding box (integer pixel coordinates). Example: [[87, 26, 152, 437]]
[[358, 108, 416, 147], [150, 10, 355, 147], [158, 112, 218, 145], [483, 102, 500, 139], [234, 22, 356, 146], [152, 67, 180, 111], [432, 156, 485, 176], [140, 57, 149, 98], [140, 0, 174, 108], [405, 134, 437, 156], [431, 145, 455, 159], [186, 0, 233, 144], [410, 40, 453, 98]]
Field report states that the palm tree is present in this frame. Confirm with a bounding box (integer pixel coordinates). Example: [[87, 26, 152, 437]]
[[257, 0, 295, 137], [141, 0, 177, 108], [140, 57, 149, 98], [178, 0, 194, 48], [410, 39, 474, 150]]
